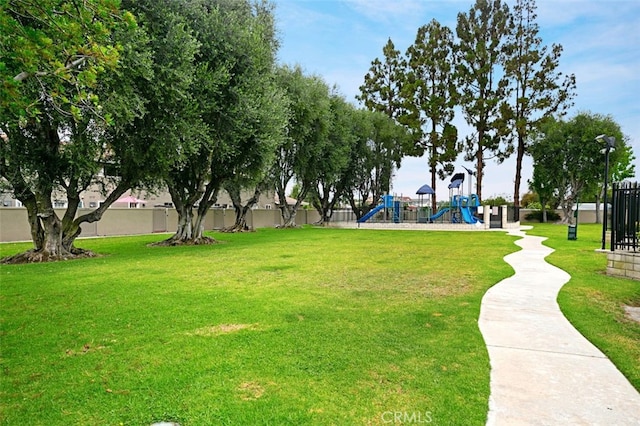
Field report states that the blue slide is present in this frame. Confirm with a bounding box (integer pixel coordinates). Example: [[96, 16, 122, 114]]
[[429, 207, 450, 221], [358, 204, 385, 223], [461, 206, 482, 224]]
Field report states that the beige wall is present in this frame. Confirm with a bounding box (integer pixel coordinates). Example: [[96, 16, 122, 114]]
[[518, 208, 606, 224], [0, 207, 323, 243]]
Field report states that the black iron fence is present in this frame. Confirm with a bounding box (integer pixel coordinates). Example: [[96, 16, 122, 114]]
[[611, 181, 640, 251]]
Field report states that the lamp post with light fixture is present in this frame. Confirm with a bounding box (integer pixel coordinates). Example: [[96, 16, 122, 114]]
[[595, 134, 616, 250]]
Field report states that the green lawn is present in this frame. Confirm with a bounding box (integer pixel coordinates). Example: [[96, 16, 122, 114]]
[[1, 228, 517, 425], [525, 222, 640, 390]]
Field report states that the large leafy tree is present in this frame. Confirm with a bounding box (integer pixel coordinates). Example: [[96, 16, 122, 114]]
[[405, 20, 460, 212], [502, 0, 576, 210], [310, 93, 357, 225], [272, 65, 331, 228], [455, 0, 511, 200], [530, 113, 631, 223], [0, 0, 157, 262], [343, 110, 409, 220], [221, 85, 289, 233], [129, 0, 285, 244]]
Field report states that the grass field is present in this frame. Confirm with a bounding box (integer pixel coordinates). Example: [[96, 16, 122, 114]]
[[0, 227, 517, 425], [526, 223, 640, 390]]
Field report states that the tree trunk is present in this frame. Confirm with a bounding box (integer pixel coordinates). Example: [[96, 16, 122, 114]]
[[156, 184, 214, 246], [513, 133, 525, 209], [430, 141, 437, 213], [40, 211, 68, 258], [476, 148, 484, 201], [595, 193, 602, 224], [221, 186, 260, 233], [277, 186, 301, 228], [64, 184, 129, 251], [24, 198, 44, 250], [560, 202, 573, 224]]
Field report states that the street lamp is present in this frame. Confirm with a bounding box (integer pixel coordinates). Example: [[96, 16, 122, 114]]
[[595, 134, 616, 250]]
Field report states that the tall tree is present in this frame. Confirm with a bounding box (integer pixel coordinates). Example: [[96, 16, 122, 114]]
[[0, 1, 159, 262], [530, 113, 630, 223], [343, 110, 409, 220], [221, 86, 289, 233], [116, 0, 208, 245], [455, 0, 511, 200], [272, 65, 331, 228], [503, 0, 576, 211], [405, 20, 460, 212], [310, 92, 357, 225], [136, 0, 286, 244]]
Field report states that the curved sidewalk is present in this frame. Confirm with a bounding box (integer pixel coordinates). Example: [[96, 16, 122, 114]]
[[479, 228, 640, 425]]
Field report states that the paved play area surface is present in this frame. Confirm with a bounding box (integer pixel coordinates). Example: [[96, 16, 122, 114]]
[[479, 228, 640, 425]]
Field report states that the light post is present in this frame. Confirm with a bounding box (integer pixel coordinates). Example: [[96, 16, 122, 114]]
[[595, 134, 616, 250]]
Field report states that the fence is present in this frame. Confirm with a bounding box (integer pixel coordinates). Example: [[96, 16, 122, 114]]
[[611, 181, 640, 252], [0, 207, 321, 243]]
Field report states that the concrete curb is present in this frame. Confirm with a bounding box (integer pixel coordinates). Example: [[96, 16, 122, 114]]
[[479, 228, 640, 425]]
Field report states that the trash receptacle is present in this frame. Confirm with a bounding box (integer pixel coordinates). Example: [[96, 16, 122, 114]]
[[568, 225, 577, 240]]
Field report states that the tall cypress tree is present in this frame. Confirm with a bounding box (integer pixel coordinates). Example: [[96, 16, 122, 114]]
[[503, 0, 576, 211], [455, 0, 511, 200], [405, 19, 460, 211]]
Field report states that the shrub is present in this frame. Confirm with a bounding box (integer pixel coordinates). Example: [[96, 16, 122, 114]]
[[524, 209, 561, 222]]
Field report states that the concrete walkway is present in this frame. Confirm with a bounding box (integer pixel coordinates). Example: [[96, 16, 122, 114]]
[[479, 228, 640, 425]]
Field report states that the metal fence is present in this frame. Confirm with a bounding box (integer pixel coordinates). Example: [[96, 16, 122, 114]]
[[611, 181, 640, 251]]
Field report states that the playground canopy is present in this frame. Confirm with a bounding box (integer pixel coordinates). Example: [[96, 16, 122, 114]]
[[448, 172, 465, 189], [416, 184, 435, 195]]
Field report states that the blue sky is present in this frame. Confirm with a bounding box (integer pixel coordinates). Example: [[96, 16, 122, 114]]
[[272, 0, 640, 201]]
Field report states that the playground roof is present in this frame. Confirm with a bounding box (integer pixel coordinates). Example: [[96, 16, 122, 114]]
[[448, 179, 463, 189], [416, 184, 435, 195]]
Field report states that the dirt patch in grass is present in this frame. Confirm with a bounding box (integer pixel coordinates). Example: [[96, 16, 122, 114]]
[[65, 343, 106, 356], [237, 381, 265, 400], [187, 323, 259, 336]]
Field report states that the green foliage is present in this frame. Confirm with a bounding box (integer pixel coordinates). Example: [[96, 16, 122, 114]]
[[272, 65, 332, 226], [358, 38, 408, 123], [343, 109, 411, 220], [521, 191, 538, 208], [524, 209, 561, 222], [122, 0, 287, 241], [405, 20, 460, 211], [455, 0, 511, 200], [310, 94, 360, 223], [0, 0, 127, 120], [530, 112, 630, 221], [502, 0, 576, 207], [0, 0, 149, 257], [482, 196, 511, 206]]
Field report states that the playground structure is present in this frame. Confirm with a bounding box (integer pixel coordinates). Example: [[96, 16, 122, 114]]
[[358, 194, 402, 223], [429, 172, 482, 224], [357, 170, 483, 225]]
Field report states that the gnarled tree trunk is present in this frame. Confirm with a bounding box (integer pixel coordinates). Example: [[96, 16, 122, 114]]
[[221, 186, 260, 233]]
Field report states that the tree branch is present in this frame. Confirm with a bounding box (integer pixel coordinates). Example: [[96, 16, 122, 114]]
[[13, 56, 87, 82]]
